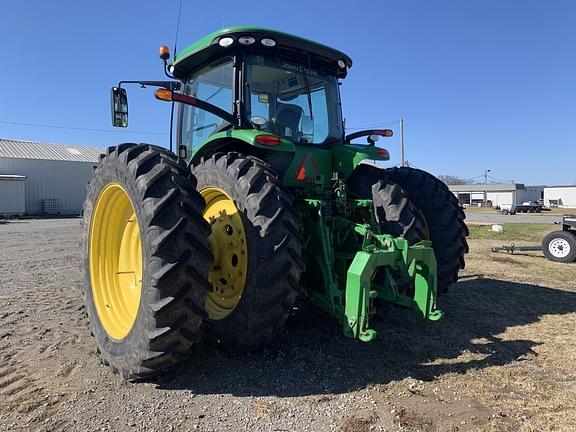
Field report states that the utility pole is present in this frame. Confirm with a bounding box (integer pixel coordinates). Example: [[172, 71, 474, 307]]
[[400, 117, 405, 167], [484, 169, 491, 207]]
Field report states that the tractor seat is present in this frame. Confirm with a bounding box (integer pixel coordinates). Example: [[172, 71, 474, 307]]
[[274, 103, 303, 140]]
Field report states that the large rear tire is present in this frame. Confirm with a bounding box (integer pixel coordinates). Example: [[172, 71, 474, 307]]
[[82, 144, 212, 379], [384, 167, 469, 294], [347, 164, 468, 294], [192, 152, 303, 352], [371, 178, 426, 244]]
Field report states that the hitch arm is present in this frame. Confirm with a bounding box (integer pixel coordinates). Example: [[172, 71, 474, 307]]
[[343, 236, 442, 342]]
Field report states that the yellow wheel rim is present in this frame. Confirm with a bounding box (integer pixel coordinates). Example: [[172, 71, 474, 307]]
[[201, 187, 248, 320], [89, 183, 143, 340]]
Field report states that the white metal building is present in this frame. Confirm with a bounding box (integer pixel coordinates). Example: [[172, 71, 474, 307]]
[[448, 183, 545, 208], [544, 186, 576, 208], [0, 139, 103, 215]]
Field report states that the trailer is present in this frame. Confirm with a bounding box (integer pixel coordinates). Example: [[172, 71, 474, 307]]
[[500, 202, 543, 215], [492, 214, 576, 263]]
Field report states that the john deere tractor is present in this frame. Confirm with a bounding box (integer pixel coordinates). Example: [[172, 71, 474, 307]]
[[82, 26, 468, 379]]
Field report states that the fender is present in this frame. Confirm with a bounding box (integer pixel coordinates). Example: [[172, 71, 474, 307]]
[[189, 130, 296, 176]]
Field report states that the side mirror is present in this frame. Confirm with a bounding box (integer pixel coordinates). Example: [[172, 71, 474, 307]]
[[111, 87, 128, 127], [301, 116, 314, 143]]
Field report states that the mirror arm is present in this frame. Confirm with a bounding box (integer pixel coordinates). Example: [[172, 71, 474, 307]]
[[345, 129, 393, 144], [117, 80, 181, 91], [168, 92, 236, 125]]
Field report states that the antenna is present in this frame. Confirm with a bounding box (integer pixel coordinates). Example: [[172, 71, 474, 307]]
[[173, 0, 183, 55], [169, 0, 183, 154]]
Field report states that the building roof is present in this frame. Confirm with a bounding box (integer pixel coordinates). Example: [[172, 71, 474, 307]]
[[448, 183, 526, 193], [0, 138, 103, 163]]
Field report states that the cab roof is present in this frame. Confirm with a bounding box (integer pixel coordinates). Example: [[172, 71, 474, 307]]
[[172, 26, 353, 78]]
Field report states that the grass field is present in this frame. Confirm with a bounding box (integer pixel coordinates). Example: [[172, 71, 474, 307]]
[[467, 223, 556, 242]]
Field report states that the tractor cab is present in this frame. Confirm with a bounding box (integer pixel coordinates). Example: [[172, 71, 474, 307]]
[[179, 53, 343, 147], [111, 27, 392, 186], [170, 27, 349, 152], [168, 27, 392, 185]]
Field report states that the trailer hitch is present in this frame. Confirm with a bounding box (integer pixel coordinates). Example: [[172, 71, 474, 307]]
[[343, 227, 442, 342]]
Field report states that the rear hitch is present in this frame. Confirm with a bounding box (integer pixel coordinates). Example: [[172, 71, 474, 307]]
[[343, 227, 442, 341]]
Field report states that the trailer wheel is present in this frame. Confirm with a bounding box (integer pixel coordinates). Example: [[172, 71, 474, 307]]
[[542, 230, 576, 263]]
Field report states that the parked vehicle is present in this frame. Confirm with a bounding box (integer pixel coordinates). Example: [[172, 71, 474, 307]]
[[500, 202, 543, 215]]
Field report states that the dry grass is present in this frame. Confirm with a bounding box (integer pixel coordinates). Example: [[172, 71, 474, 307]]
[[465, 237, 576, 288], [454, 233, 576, 431], [360, 225, 576, 431]]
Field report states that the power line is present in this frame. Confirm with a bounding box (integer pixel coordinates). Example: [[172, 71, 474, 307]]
[[488, 175, 514, 183], [345, 120, 400, 130], [0, 120, 167, 135]]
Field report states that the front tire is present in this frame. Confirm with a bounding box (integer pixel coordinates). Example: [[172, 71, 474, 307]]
[[82, 144, 212, 379], [192, 152, 303, 352]]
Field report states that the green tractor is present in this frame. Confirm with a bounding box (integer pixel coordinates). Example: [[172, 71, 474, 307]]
[[82, 26, 468, 379]]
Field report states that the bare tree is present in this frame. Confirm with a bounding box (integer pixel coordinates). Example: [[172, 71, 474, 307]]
[[438, 175, 471, 185]]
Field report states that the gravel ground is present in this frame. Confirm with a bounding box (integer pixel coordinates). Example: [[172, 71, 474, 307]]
[[1, 219, 575, 432]]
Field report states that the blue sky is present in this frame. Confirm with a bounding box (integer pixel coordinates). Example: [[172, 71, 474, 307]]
[[1, 0, 574, 185]]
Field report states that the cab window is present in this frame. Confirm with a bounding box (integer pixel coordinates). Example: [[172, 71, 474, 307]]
[[245, 55, 342, 145], [180, 59, 234, 150]]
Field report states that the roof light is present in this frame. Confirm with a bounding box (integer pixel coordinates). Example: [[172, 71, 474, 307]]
[[218, 37, 234, 47], [255, 134, 281, 146], [337, 59, 346, 69], [159, 45, 171, 61], [260, 38, 276, 47], [238, 35, 256, 45]]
